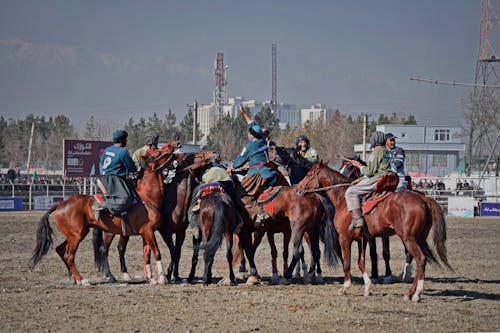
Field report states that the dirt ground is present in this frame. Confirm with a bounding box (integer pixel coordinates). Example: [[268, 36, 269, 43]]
[[0, 211, 499, 332]]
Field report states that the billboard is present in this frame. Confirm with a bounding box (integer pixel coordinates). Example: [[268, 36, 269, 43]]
[[448, 196, 474, 218], [480, 202, 500, 217], [0, 198, 23, 211], [63, 140, 113, 178]]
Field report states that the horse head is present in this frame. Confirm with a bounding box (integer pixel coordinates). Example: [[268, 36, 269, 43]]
[[174, 150, 219, 175], [297, 161, 352, 191], [141, 141, 179, 173]]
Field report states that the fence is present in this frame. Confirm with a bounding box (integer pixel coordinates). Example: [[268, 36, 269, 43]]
[[0, 178, 98, 211]]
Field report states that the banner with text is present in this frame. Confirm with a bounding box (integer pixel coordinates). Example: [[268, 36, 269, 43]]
[[0, 198, 23, 211], [63, 139, 112, 178], [480, 202, 500, 217]]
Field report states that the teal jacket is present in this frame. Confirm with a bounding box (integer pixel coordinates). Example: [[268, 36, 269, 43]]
[[101, 145, 137, 178], [232, 139, 277, 185]]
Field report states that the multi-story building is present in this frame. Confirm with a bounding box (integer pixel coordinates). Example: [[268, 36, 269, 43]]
[[300, 104, 335, 127], [354, 124, 465, 177]]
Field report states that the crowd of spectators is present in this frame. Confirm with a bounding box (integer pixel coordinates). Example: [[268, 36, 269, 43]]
[[413, 179, 446, 191], [1, 168, 84, 192]]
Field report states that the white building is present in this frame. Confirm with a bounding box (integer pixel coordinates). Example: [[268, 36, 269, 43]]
[[354, 124, 465, 177], [300, 104, 335, 127]]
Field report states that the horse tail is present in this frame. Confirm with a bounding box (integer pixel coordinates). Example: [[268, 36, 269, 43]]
[[30, 205, 57, 270], [92, 228, 107, 274], [199, 195, 225, 259], [316, 192, 341, 267], [423, 195, 453, 271]]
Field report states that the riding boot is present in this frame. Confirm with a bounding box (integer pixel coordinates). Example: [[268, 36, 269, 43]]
[[348, 208, 365, 232], [241, 196, 271, 229], [120, 212, 131, 236]]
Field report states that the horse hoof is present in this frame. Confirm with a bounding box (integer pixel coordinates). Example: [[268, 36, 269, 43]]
[[121, 273, 132, 281], [148, 278, 158, 286], [271, 275, 280, 285], [292, 273, 301, 279], [279, 277, 291, 285], [157, 275, 167, 285], [411, 294, 421, 302], [314, 275, 325, 285], [403, 294, 410, 301], [80, 279, 91, 287], [303, 275, 312, 285], [338, 288, 347, 295], [107, 275, 117, 284], [235, 272, 249, 281], [382, 276, 393, 284], [246, 276, 258, 285], [363, 288, 372, 297], [217, 277, 233, 286]]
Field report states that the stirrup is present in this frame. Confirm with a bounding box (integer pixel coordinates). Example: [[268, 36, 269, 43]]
[[191, 202, 200, 213]]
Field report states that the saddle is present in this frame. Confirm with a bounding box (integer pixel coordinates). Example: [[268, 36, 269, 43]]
[[256, 186, 284, 215], [361, 173, 399, 215]]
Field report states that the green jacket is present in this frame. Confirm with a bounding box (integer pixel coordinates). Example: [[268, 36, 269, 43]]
[[360, 146, 393, 184]]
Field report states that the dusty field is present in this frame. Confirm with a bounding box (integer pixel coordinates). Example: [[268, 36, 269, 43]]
[[0, 211, 499, 332]]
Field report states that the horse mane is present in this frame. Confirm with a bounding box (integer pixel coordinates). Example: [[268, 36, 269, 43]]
[[316, 161, 352, 184]]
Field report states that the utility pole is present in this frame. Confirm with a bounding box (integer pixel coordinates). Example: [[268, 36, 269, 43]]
[[272, 43, 277, 112], [26, 121, 35, 173], [193, 100, 198, 145], [362, 113, 368, 161]]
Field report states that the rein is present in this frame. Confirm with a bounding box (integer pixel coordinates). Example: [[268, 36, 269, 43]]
[[297, 183, 351, 195]]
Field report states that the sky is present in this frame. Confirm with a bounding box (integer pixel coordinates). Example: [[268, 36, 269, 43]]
[[0, 0, 485, 128]]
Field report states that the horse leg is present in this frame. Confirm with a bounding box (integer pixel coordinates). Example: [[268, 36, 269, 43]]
[[112, 235, 129, 281], [381, 236, 393, 284], [401, 246, 414, 283], [282, 228, 305, 283], [338, 236, 354, 295], [142, 230, 166, 285], [98, 231, 117, 283], [224, 232, 235, 285], [305, 228, 321, 285], [266, 232, 280, 284], [171, 231, 186, 282], [283, 230, 291, 275], [188, 235, 201, 282], [159, 228, 176, 282], [368, 237, 379, 280], [238, 229, 259, 285], [202, 249, 215, 286], [358, 238, 373, 296], [55, 241, 71, 279], [402, 238, 426, 302], [61, 236, 90, 287]]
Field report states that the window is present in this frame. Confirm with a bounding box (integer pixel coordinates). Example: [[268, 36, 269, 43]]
[[434, 129, 450, 141], [432, 153, 448, 168], [406, 153, 420, 167]]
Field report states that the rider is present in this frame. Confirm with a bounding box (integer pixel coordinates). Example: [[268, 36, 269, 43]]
[[98, 129, 138, 236], [384, 133, 407, 191], [227, 109, 278, 228], [132, 132, 160, 173], [288, 135, 319, 185], [345, 131, 393, 232]]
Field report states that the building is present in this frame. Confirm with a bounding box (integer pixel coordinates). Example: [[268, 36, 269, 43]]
[[300, 104, 335, 127], [354, 125, 466, 177]]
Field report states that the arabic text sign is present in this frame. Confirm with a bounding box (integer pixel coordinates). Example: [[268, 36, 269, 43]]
[[480, 202, 500, 217], [63, 140, 112, 177]]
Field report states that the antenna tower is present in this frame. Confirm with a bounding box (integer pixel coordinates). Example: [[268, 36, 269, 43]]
[[272, 44, 277, 111], [468, 0, 500, 174], [214, 52, 227, 115]]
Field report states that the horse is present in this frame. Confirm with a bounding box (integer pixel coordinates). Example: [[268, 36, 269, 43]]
[[188, 189, 241, 285], [93, 150, 219, 283], [297, 162, 452, 301], [340, 158, 414, 283], [31, 142, 179, 286], [231, 171, 340, 284]]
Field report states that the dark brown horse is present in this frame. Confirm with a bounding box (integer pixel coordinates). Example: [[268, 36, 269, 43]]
[[93, 150, 218, 283], [188, 191, 241, 285], [297, 162, 452, 301], [31, 142, 179, 286]]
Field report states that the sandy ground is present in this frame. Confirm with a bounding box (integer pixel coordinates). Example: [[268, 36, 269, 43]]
[[0, 211, 499, 332]]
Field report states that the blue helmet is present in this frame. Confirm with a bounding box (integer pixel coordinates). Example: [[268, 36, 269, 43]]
[[249, 125, 264, 139], [112, 129, 128, 143]]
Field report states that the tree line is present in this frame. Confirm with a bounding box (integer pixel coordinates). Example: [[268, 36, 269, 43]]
[[0, 108, 420, 171]]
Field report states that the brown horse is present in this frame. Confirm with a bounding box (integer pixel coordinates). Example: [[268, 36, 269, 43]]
[[94, 150, 218, 283], [297, 162, 452, 301], [31, 142, 179, 286], [232, 172, 339, 284]]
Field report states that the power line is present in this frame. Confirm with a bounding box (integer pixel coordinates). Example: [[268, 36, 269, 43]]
[[410, 76, 500, 89]]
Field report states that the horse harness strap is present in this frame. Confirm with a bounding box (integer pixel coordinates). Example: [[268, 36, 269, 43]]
[[257, 186, 284, 205], [297, 183, 350, 195]]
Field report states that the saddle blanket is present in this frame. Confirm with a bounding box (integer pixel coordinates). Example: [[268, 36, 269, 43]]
[[362, 192, 391, 215], [196, 183, 226, 200], [257, 186, 283, 216]]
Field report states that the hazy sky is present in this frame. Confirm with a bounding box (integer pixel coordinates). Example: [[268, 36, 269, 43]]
[[0, 1, 483, 127]]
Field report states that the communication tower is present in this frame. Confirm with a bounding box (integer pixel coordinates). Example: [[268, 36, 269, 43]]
[[272, 44, 277, 111], [214, 52, 228, 115], [468, 0, 500, 173]]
